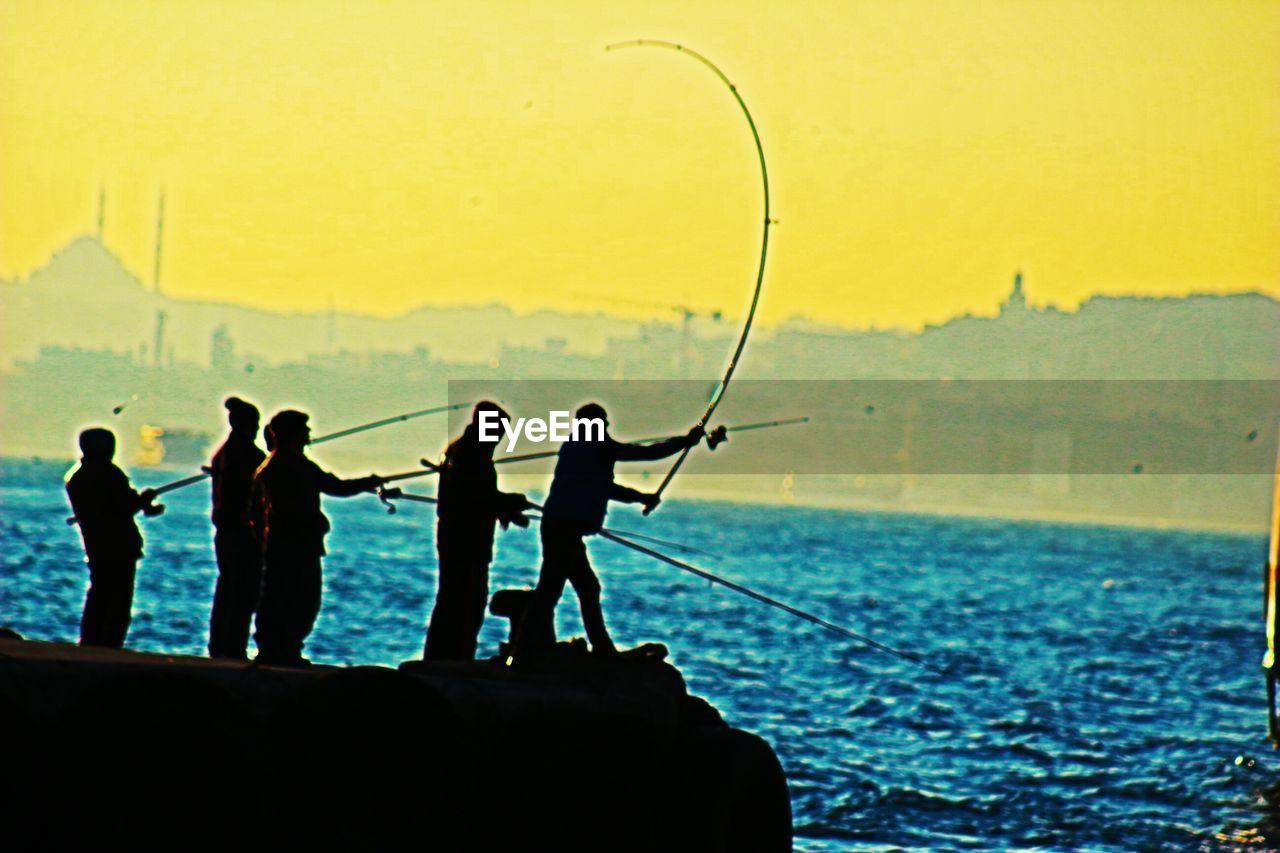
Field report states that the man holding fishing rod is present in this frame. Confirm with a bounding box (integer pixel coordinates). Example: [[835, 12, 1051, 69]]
[[514, 403, 705, 657], [63, 399, 465, 659], [65, 427, 165, 648], [251, 410, 387, 667], [423, 401, 532, 661]]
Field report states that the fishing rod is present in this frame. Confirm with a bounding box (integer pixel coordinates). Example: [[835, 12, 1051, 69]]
[[377, 489, 716, 559], [425, 416, 810, 468], [499, 416, 809, 464], [307, 402, 469, 445], [65, 402, 468, 525], [112, 393, 142, 415], [158, 401, 464, 496], [595, 529, 945, 674], [605, 41, 773, 512], [588, 526, 720, 560], [360, 418, 807, 487], [382, 489, 935, 672], [355, 458, 449, 490], [379, 461, 441, 484]]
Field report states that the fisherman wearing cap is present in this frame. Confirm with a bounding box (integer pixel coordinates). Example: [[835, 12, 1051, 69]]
[[424, 401, 531, 661], [251, 410, 384, 666], [516, 404, 704, 656], [206, 397, 267, 659], [65, 427, 165, 648]]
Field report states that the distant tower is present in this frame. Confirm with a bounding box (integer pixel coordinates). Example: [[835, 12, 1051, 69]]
[[211, 324, 235, 372], [153, 310, 167, 368], [1002, 270, 1027, 314], [97, 184, 105, 240], [153, 189, 165, 294]]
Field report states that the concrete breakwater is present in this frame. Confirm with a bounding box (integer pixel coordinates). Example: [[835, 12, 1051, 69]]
[[0, 636, 790, 851]]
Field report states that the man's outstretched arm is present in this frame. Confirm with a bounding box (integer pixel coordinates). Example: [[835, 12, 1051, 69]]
[[609, 483, 660, 514], [611, 426, 705, 462], [315, 463, 384, 497]]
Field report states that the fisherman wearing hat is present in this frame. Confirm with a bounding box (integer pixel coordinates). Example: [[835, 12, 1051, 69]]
[[516, 403, 704, 656], [251, 409, 384, 666], [423, 401, 532, 661], [206, 396, 267, 659], [65, 427, 165, 648]]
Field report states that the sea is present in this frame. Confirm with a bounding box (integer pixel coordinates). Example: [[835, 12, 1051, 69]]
[[0, 456, 1273, 851]]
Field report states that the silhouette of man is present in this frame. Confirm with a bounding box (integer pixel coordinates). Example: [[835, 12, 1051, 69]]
[[424, 402, 531, 661], [518, 404, 703, 655], [65, 427, 164, 648], [251, 410, 383, 666], [207, 397, 266, 659]]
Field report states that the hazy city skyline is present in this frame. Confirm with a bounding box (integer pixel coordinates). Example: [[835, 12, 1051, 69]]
[[3, 231, 1275, 531], [5, 232, 1278, 375]]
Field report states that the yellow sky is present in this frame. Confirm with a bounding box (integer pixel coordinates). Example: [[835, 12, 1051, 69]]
[[1, 0, 1277, 329]]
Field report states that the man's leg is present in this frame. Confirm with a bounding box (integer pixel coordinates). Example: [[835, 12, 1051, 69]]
[[294, 555, 323, 660], [208, 532, 234, 657], [515, 524, 571, 651], [212, 530, 262, 659], [80, 563, 105, 647], [226, 532, 263, 658], [81, 554, 136, 649], [460, 555, 490, 660], [425, 541, 467, 660], [563, 536, 615, 654], [254, 550, 292, 662]]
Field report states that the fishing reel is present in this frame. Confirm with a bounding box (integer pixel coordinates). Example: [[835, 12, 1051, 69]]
[[377, 486, 403, 514], [706, 425, 729, 450]]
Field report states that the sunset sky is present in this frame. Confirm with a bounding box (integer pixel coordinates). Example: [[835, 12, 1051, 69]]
[[1, 0, 1276, 330]]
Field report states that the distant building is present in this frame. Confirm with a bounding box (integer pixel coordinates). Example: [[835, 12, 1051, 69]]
[[210, 324, 235, 372]]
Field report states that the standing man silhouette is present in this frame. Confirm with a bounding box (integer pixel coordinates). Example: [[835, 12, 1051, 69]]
[[424, 402, 531, 661], [207, 396, 266, 659], [251, 410, 383, 667], [65, 427, 164, 648], [517, 404, 703, 656]]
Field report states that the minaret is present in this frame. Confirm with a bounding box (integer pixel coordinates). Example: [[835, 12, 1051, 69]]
[[153, 310, 167, 368], [152, 189, 167, 368], [153, 189, 165, 294], [1002, 270, 1027, 314]]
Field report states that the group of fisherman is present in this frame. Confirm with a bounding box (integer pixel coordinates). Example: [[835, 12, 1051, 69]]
[[64, 396, 706, 666]]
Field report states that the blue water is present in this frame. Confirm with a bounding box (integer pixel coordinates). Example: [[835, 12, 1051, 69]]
[[0, 456, 1272, 851]]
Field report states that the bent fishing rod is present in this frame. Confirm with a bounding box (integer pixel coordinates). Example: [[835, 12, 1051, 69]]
[[382, 489, 937, 673], [605, 41, 773, 512], [65, 402, 469, 525]]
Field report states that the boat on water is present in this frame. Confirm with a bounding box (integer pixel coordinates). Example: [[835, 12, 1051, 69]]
[[0, 634, 790, 851], [133, 424, 215, 468]]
